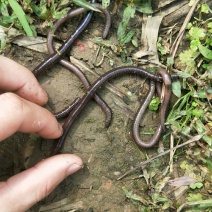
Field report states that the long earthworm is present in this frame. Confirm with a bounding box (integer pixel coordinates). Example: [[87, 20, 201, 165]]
[[32, 1, 98, 77], [132, 69, 172, 148], [52, 67, 178, 155], [47, 4, 112, 126]]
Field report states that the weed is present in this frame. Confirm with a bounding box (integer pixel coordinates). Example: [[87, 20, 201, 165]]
[[0, 0, 100, 49], [117, 0, 152, 61]]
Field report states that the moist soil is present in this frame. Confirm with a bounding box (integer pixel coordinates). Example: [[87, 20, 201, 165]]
[[0, 6, 188, 212]]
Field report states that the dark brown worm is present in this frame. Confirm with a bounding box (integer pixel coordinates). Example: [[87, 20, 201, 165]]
[[156, 69, 172, 130], [54, 98, 80, 119], [47, 4, 112, 126], [32, 1, 99, 77], [52, 67, 178, 155], [32, 3, 96, 118]]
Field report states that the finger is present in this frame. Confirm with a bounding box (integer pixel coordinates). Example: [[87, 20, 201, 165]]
[[0, 93, 62, 141], [0, 56, 48, 105], [0, 154, 83, 212]]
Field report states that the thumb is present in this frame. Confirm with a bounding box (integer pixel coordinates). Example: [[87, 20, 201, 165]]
[[0, 154, 83, 212]]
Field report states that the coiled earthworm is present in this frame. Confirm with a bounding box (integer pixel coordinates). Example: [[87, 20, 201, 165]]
[[52, 67, 178, 155], [156, 69, 172, 130], [47, 4, 112, 126], [32, 1, 103, 77], [132, 69, 172, 148]]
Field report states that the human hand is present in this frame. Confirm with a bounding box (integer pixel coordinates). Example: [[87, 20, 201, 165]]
[[0, 56, 82, 211]]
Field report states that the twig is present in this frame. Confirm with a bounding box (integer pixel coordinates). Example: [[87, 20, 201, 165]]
[[170, 0, 201, 58], [94, 52, 107, 67], [117, 134, 203, 180], [169, 133, 174, 173]]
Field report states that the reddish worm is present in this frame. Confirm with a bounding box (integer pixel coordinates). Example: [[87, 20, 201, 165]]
[[132, 69, 172, 148]]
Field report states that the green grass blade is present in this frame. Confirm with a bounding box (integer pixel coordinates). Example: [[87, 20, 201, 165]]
[[8, 0, 33, 36]]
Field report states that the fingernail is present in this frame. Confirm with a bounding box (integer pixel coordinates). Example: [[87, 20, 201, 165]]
[[66, 163, 83, 175]]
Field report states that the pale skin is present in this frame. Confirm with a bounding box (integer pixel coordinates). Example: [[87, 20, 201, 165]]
[[0, 56, 83, 211]]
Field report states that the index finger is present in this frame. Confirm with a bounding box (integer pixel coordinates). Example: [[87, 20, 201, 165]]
[[0, 56, 48, 105], [0, 93, 62, 141]]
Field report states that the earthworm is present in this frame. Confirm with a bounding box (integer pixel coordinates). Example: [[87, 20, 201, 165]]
[[132, 80, 157, 148], [54, 98, 81, 119], [156, 69, 172, 130], [52, 67, 178, 155], [32, 1, 103, 77], [132, 69, 172, 148], [47, 4, 112, 126]]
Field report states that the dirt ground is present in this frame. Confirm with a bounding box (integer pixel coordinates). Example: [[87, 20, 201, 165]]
[[0, 19, 165, 212], [1, 2, 210, 212]]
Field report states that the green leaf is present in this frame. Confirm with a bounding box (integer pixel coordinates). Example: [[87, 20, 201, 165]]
[[72, 0, 100, 12], [198, 44, 212, 60], [117, 3, 136, 44], [30, 3, 47, 19], [172, 80, 181, 97], [187, 193, 203, 202], [206, 37, 212, 46], [167, 57, 174, 66], [0, 2, 9, 16], [186, 22, 192, 29], [8, 0, 33, 36], [208, 22, 212, 29], [188, 27, 205, 40], [190, 182, 203, 189], [190, 39, 200, 51], [53, 7, 70, 19], [0, 14, 16, 26], [58, 0, 69, 7], [148, 97, 160, 111], [194, 119, 206, 134], [201, 3, 210, 14], [180, 161, 187, 169], [178, 71, 191, 78], [191, 89, 207, 98], [136, 1, 153, 14], [192, 108, 203, 118], [202, 135, 212, 146], [179, 49, 199, 74], [102, 0, 110, 9], [119, 30, 135, 46], [132, 38, 138, 47], [179, 49, 199, 65], [182, 126, 191, 134]]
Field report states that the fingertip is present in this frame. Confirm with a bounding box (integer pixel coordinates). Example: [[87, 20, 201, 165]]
[[66, 163, 82, 175], [36, 87, 48, 105], [58, 123, 63, 136], [0, 154, 83, 211], [44, 122, 63, 139], [65, 155, 83, 175]]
